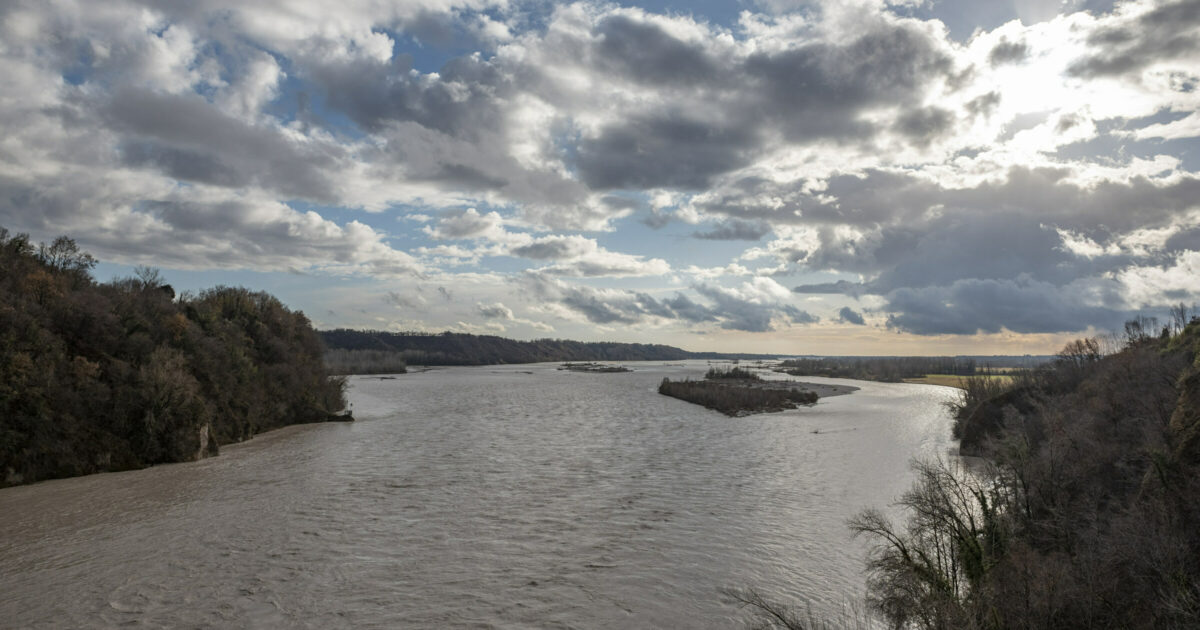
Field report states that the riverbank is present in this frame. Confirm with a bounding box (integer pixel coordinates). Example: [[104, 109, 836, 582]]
[[559, 362, 632, 373], [791, 381, 859, 398], [901, 374, 1014, 389]]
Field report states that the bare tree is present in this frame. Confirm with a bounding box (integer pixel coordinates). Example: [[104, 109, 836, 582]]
[[1169, 303, 1191, 335]]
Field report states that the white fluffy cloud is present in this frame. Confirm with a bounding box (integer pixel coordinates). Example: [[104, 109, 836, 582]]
[[1, 0, 1198, 343]]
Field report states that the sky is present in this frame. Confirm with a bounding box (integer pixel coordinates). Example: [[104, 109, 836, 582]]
[[2, 0, 1199, 355]]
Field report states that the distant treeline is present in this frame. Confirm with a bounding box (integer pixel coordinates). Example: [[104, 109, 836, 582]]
[[319, 328, 780, 367], [775, 355, 1050, 382], [324, 348, 409, 375], [0, 229, 345, 487], [746, 311, 1200, 630]]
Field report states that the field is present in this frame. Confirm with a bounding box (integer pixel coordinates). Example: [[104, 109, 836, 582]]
[[902, 374, 1016, 389]]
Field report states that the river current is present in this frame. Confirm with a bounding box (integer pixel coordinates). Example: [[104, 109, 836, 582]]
[[0, 362, 957, 628]]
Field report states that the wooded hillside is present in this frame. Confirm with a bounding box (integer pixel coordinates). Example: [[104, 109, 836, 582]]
[[851, 315, 1200, 629], [319, 328, 779, 366], [0, 229, 345, 487]]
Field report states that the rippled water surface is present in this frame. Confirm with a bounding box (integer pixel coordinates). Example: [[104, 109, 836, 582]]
[[0, 362, 957, 628]]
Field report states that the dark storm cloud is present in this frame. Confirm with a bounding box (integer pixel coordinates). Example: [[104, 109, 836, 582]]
[[308, 51, 507, 137], [741, 22, 956, 143], [988, 38, 1029, 66], [701, 166, 1200, 237], [0, 175, 415, 274], [306, 50, 598, 217], [425, 163, 509, 190], [884, 277, 1127, 335], [783, 304, 820, 325], [1165, 226, 1200, 252], [793, 280, 866, 296], [664, 294, 719, 323], [693, 219, 772, 241], [893, 106, 955, 146], [865, 214, 1077, 291], [567, 15, 958, 191], [593, 14, 722, 86], [557, 285, 724, 327], [749, 166, 1200, 335], [600, 195, 645, 212], [694, 284, 773, 331], [693, 284, 817, 332], [557, 285, 664, 324], [101, 88, 342, 202], [118, 141, 249, 188], [575, 113, 759, 190], [1068, 0, 1200, 77], [838, 306, 866, 325], [427, 208, 501, 239], [965, 91, 1002, 118]]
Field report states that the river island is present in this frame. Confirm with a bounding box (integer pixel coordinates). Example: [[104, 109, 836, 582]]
[[658, 366, 858, 416]]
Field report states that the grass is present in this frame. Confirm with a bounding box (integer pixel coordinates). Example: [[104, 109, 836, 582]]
[[903, 374, 1015, 389]]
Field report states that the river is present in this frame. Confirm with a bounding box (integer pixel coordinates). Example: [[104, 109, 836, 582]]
[[0, 362, 958, 628]]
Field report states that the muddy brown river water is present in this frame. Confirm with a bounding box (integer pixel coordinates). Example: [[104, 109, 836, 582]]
[[0, 362, 958, 628]]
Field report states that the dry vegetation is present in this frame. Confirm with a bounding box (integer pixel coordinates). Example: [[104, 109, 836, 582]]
[[659, 367, 818, 416], [903, 374, 1015, 389], [744, 311, 1200, 629]]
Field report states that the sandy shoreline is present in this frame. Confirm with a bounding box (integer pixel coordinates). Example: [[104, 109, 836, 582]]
[[792, 381, 860, 398]]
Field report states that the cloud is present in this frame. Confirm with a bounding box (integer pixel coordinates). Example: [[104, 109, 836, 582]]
[[884, 276, 1127, 335], [387, 291, 426, 309], [524, 275, 816, 332], [694, 220, 773, 241], [424, 208, 507, 240], [555, 284, 670, 325], [693, 280, 818, 332], [102, 87, 345, 202], [988, 37, 1030, 65], [838, 306, 866, 325], [424, 224, 674, 277], [1068, 0, 1200, 78], [793, 280, 866, 296], [1, 0, 1198, 344], [476, 301, 515, 319], [1116, 250, 1200, 307]]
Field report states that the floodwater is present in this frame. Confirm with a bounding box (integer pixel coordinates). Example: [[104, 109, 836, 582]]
[[0, 362, 958, 628]]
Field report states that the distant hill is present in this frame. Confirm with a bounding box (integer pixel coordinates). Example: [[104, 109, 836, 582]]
[[318, 329, 781, 368]]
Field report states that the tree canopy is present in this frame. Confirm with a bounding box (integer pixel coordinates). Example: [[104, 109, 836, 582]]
[[0, 229, 345, 487]]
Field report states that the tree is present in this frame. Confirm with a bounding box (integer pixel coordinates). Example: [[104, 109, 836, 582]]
[[37, 236, 96, 275], [849, 459, 1011, 630]]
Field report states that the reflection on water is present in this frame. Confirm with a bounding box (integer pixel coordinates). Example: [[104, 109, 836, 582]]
[[0, 362, 957, 628]]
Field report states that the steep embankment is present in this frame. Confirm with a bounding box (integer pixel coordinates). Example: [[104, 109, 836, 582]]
[[0, 230, 345, 487], [854, 320, 1200, 629], [1168, 326, 1200, 469]]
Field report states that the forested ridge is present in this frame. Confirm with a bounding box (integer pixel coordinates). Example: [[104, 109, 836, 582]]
[[319, 328, 779, 367], [774, 355, 1050, 382], [0, 230, 345, 488], [744, 313, 1200, 629]]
